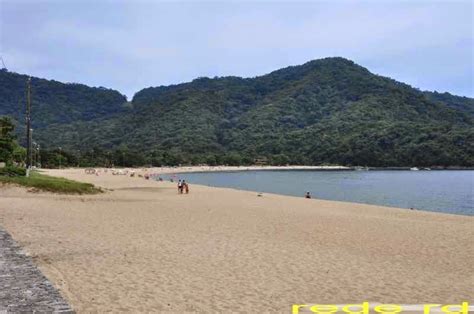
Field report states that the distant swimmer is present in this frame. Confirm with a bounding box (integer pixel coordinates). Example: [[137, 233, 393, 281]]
[[305, 192, 311, 199]]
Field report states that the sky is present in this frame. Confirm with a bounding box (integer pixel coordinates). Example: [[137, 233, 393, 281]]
[[1, 0, 472, 99]]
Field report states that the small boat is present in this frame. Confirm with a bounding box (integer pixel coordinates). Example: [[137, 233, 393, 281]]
[[410, 167, 419, 171], [423, 168, 431, 170]]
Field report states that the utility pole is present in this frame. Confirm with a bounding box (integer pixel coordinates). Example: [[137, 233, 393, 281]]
[[30, 129, 33, 167], [25, 77, 32, 177], [59, 147, 62, 168], [32, 142, 38, 168], [37, 144, 41, 168]]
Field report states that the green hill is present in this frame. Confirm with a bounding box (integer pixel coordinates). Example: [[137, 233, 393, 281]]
[[0, 58, 472, 167], [0, 69, 127, 129]]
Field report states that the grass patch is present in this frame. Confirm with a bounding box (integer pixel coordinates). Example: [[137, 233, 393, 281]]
[[0, 171, 102, 194]]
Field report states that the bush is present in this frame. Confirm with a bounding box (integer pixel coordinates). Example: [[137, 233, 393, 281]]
[[0, 166, 26, 177]]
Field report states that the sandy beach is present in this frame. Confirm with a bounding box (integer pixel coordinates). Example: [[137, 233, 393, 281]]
[[0, 167, 472, 312]]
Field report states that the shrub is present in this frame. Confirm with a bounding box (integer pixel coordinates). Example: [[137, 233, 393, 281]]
[[0, 165, 26, 177]]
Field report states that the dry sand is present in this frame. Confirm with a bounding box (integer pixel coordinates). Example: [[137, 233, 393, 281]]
[[0, 168, 472, 312]]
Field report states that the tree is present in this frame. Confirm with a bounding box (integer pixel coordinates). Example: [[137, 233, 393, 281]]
[[0, 117, 16, 165], [12, 146, 26, 164]]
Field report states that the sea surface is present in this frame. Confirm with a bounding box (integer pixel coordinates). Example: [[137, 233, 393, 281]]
[[169, 170, 473, 216]]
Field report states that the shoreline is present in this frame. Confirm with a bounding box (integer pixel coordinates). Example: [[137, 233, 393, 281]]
[[62, 166, 472, 217], [147, 169, 470, 217], [176, 182, 472, 218], [162, 165, 351, 174], [193, 186, 473, 218], [65, 165, 474, 175], [158, 165, 474, 172], [72, 166, 474, 174]]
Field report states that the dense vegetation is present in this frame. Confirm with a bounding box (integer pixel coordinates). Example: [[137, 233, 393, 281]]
[[0, 58, 472, 167], [0, 117, 101, 193], [0, 116, 25, 166], [423, 91, 474, 115], [0, 68, 127, 131]]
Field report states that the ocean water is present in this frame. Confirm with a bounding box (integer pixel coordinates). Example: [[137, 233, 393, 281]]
[[168, 170, 473, 216]]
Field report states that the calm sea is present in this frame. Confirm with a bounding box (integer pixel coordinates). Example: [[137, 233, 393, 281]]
[[169, 170, 473, 216]]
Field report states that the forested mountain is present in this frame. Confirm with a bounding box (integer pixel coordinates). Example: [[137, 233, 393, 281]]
[[0, 69, 127, 128], [0, 58, 472, 167], [423, 91, 474, 115]]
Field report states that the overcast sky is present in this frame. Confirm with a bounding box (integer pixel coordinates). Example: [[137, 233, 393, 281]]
[[1, 0, 472, 99]]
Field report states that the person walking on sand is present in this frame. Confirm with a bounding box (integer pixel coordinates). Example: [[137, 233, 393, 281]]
[[177, 179, 183, 194], [305, 191, 311, 199], [183, 180, 189, 194]]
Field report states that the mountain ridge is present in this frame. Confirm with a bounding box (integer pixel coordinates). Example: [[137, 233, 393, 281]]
[[0, 57, 472, 167]]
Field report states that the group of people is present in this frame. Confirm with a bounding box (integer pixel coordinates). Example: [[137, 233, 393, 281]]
[[177, 179, 189, 194]]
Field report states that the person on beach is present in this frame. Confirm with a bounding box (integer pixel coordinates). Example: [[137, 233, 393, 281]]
[[177, 180, 183, 194], [183, 180, 189, 194], [305, 191, 311, 199]]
